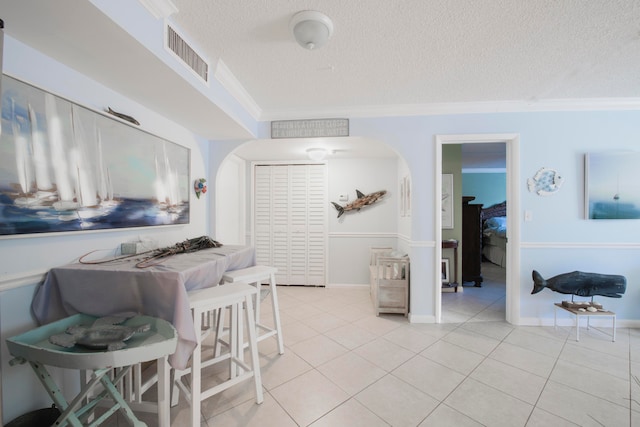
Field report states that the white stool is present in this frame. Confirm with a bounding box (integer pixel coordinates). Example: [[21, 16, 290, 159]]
[[174, 283, 263, 427], [222, 265, 284, 355]]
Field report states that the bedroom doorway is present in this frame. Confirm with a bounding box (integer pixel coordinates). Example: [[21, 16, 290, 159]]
[[435, 134, 520, 325]]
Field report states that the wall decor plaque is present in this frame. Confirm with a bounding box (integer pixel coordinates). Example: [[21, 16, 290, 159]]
[[442, 174, 454, 229], [271, 118, 349, 138]]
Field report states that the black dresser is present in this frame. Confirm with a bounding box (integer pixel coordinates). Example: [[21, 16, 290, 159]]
[[462, 196, 483, 286]]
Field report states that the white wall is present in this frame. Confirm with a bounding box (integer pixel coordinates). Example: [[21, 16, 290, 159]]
[[0, 37, 210, 423], [328, 157, 399, 285], [91, 0, 259, 136], [210, 111, 640, 324], [214, 154, 246, 244], [349, 111, 640, 324]]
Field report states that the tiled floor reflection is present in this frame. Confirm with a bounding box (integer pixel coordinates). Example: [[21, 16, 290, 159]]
[[106, 263, 638, 426]]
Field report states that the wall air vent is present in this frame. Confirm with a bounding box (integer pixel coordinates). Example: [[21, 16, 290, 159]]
[[165, 23, 209, 84]]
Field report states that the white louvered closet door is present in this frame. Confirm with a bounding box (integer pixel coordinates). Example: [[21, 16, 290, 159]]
[[254, 164, 327, 286], [306, 165, 327, 285]]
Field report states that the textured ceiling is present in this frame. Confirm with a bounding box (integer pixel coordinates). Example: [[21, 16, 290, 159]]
[[171, 0, 640, 118]]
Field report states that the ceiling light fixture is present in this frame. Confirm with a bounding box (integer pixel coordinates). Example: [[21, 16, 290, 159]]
[[290, 11, 334, 50], [306, 148, 328, 161]]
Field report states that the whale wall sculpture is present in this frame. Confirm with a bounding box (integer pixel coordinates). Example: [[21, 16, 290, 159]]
[[531, 270, 627, 298]]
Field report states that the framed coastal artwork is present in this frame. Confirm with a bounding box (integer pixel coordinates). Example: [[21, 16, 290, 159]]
[[442, 174, 454, 229], [585, 152, 640, 220], [0, 75, 190, 237]]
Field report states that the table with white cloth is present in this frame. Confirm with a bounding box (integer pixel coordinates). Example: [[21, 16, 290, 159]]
[[31, 245, 256, 370]]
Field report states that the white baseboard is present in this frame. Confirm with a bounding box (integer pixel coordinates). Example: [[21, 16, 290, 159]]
[[408, 314, 436, 323], [325, 283, 368, 289]]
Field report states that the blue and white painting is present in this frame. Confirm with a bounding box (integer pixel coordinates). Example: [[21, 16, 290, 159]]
[[586, 152, 640, 220], [0, 75, 190, 237]]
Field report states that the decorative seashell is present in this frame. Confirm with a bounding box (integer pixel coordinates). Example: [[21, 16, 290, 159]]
[[587, 306, 597, 312], [578, 308, 586, 312]]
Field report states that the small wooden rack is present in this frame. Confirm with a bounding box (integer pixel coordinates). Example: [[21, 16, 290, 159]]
[[553, 303, 616, 342]]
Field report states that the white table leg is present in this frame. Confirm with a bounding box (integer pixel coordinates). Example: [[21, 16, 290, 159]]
[[190, 308, 202, 427], [243, 293, 264, 404], [253, 281, 261, 326], [270, 272, 285, 354], [157, 355, 171, 427], [231, 303, 239, 378]]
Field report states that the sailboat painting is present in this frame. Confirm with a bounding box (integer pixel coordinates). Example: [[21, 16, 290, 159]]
[[585, 152, 640, 220], [0, 75, 190, 237]]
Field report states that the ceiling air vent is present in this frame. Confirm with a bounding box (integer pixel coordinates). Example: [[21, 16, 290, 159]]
[[165, 23, 209, 84]]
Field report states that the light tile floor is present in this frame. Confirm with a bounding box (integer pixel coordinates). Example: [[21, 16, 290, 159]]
[[110, 263, 640, 426]]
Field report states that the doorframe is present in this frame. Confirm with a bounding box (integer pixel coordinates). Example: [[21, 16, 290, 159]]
[[435, 134, 520, 324]]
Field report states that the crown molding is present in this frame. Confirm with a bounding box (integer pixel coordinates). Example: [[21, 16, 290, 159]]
[[214, 59, 263, 121], [259, 98, 640, 121], [138, 0, 178, 19]]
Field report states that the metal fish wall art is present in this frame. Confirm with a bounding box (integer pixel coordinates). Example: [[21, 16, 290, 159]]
[[527, 167, 564, 196], [106, 107, 140, 125], [531, 270, 626, 298], [331, 189, 386, 218]]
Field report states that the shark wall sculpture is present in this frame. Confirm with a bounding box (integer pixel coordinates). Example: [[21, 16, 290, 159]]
[[331, 189, 386, 218]]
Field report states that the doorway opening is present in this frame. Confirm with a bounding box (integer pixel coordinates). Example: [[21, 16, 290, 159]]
[[435, 134, 520, 324]]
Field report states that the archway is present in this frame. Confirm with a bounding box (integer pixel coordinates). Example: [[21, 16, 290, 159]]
[[214, 136, 412, 289]]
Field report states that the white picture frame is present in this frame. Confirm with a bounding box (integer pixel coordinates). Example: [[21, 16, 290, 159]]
[[442, 174, 454, 229], [404, 175, 411, 217], [399, 178, 406, 217], [585, 152, 640, 219], [441, 258, 450, 284]]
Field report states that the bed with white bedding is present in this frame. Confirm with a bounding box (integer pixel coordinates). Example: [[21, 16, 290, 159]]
[[482, 202, 507, 267]]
